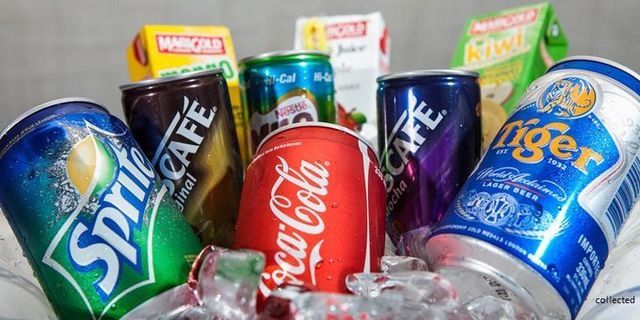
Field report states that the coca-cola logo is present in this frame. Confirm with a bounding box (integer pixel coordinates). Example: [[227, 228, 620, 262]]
[[325, 21, 368, 39], [258, 156, 329, 297]]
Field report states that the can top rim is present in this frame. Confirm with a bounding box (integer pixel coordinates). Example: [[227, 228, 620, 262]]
[[119, 69, 224, 91], [0, 97, 107, 142], [238, 50, 330, 66], [377, 69, 479, 82], [255, 122, 379, 162], [550, 55, 640, 82]]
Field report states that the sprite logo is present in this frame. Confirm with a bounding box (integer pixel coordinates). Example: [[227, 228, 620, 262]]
[[42, 122, 162, 319]]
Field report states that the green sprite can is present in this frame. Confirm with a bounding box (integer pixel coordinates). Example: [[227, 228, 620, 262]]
[[238, 50, 336, 156], [0, 98, 202, 319]]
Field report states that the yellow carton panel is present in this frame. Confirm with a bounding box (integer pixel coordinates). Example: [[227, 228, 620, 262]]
[[126, 25, 248, 165]]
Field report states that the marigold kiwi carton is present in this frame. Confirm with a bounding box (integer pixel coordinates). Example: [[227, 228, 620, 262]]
[[452, 3, 568, 149], [294, 12, 390, 151], [125, 25, 249, 165]]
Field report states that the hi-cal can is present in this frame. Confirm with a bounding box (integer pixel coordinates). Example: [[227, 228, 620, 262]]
[[120, 70, 244, 246], [238, 50, 336, 156], [377, 70, 481, 243], [426, 57, 640, 318], [232, 123, 386, 301], [0, 98, 202, 319]]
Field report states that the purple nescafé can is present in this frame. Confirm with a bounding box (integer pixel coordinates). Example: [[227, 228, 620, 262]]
[[377, 70, 481, 243]]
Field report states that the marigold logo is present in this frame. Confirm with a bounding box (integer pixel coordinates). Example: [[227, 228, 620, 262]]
[[325, 21, 368, 39], [155, 34, 226, 55], [469, 8, 538, 35]]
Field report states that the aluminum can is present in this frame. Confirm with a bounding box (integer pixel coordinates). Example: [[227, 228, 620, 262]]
[[0, 98, 202, 319], [232, 123, 385, 300], [120, 70, 243, 246], [425, 56, 640, 318], [578, 194, 640, 317], [377, 70, 481, 243], [238, 50, 336, 156]]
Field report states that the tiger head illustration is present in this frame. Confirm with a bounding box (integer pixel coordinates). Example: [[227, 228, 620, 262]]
[[538, 77, 596, 118]]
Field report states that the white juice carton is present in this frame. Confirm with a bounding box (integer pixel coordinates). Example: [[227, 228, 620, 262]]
[[294, 12, 390, 151]]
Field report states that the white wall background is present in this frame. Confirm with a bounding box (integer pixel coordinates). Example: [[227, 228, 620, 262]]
[[0, 0, 639, 129]]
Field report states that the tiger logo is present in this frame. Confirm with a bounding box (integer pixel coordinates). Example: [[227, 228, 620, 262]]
[[537, 77, 596, 118]]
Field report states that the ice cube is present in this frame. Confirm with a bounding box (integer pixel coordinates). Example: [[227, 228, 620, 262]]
[[345, 272, 393, 298], [155, 305, 213, 320], [260, 283, 313, 320], [463, 295, 516, 320], [121, 284, 199, 320], [290, 292, 401, 320], [541, 312, 566, 320], [346, 271, 459, 317], [387, 271, 459, 309], [397, 302, 452, 320], [125, 245, 266, 319], [396, 226, 432, 261], [381, 255, 428, 274], [191, 245, 265, 320]]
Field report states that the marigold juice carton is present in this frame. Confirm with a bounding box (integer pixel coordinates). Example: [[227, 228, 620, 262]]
[[294, 12, 390, 151], [452, 3, 568, 149], [125, 25, 249, 164]]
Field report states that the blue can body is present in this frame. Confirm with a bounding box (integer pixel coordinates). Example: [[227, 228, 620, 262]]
[[376, 71, 481, 243], [432, 58, 640, 316]]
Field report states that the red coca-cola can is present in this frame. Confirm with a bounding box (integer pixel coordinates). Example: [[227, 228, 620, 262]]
[[232, 122, 386, 301]]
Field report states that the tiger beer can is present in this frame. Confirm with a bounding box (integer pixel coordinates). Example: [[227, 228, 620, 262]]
[[377, 70, 481, 243], [425, 56, 640, 318], [120, 69, 244, 246], [238, 50, 337, 157], [232, 122, 386, 301], [0, 98, 203, 319]]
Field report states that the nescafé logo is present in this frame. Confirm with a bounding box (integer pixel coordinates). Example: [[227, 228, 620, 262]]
[[537, 77, 597, 118]]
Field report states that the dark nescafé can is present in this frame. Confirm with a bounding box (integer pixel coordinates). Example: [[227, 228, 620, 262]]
[[377, 70, 481, 243], [120, 69, 243, 246]]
